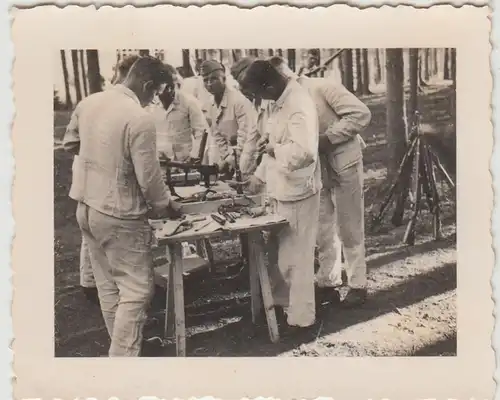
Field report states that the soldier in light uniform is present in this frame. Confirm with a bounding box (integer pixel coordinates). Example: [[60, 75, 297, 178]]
[[200, 60, 259, 178], [147, 63, 208, 163], [270, 56, 372, 307], [236, 59, 322, 330], [78, 54, 140, 304]]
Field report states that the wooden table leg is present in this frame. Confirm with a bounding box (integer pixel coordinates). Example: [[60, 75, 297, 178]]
[[171, 243, 187, 356], [247, 232, 279, 343], [164, 246, 175, 340], [247, 233, 262, 323]]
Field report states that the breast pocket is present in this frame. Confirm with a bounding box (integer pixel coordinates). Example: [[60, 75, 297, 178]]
[[218, 118, 239, 143]]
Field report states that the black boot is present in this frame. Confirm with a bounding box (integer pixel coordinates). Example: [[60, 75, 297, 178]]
[[315, 286, 341, 308], [342, 288, 367, 308]]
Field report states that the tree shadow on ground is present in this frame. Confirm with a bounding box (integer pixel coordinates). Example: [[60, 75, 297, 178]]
[[155, 261, 456, 357], [412, 332, 457, 356]]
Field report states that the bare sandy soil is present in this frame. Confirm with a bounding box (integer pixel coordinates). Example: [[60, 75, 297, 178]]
[[54, 84, 457, 357]]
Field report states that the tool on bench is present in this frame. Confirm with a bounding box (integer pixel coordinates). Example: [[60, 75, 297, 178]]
[[230, 137, 244, 195], [210, 213, 227, 226], [156, 216, 207, 237]]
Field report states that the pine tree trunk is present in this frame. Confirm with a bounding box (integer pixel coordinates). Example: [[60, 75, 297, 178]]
[[60, 50, 72, 108], [408, 49, 419, 122], [385, 48, 407, 176], [79, 50, 88, 97], [71, 50, 82, 103], [362, 48, 371, 94], [342, 49, 354, 92], [86, 50, 102, 94], [287, 49, 296, 71], [423, 48, 430, 81], [374, 48, 382, 84], [432, 48, 438, 76], [182, 49, 194, 77], [355, 49, 362, 94], [443, 48, 450, 80]]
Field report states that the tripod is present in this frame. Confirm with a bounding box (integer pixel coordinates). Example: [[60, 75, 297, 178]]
[[371, 112, 456, 245]]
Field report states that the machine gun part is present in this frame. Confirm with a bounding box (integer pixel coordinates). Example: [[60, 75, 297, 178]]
[[210, 213, 226, 225]]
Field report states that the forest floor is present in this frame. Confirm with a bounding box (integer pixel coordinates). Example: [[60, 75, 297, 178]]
[[53, 83, 457, 357]]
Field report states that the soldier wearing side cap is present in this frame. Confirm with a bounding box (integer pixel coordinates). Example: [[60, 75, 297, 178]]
[[200, 60, 259, 178]]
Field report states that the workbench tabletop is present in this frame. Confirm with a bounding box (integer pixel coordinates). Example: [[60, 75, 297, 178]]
[[153, 214, 288, 244]]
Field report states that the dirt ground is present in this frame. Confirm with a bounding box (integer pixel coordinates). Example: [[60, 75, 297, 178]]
[[53, 84, 457, 357]]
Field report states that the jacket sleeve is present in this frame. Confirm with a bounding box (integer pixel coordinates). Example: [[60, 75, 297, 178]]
[[62, 104, 81, 155], [187, 97, 208, 159], [273, 111, 316, 172], [128, 115, 171, 215], [321, 81, 372, 145], [235, 98, 260, 176]]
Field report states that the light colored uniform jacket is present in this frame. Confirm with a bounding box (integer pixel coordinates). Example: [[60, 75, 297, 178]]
[[254, 79, 322, 202], [298, 76, 371, 188], [147, 91, 208, 161], [207, 86, 259, 176], [63, 84, 171, 220]]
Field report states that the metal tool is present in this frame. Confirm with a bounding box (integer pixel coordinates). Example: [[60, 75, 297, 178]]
[[194, 218, 213, 232], [210, 213, 226, 226]]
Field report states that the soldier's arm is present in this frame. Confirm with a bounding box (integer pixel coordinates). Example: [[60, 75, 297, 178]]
[[62, 104, 81, 155], [235, 98, 260, 175], [128, 115, 171, 215], [321, 81, 372, 145], [274, 111, 316, 172], [187, 96, 208, 159]]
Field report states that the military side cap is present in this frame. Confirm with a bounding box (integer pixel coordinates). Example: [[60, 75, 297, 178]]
[[200, 60, 225, 76], [230, 57, 255, 81]]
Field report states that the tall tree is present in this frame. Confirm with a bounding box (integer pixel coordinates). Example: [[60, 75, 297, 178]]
[[86, 50, 102, 94], [423, 48, 430, 81], [60, 50, 72, 108], [385, 48, 406, 176], [361, 48, 371, 95], [182, 49, 194, 77], [287, 49, 296, 71], [79, 50, 88, 97], [443, 48, 450, 80], [71, 50, 82, 103], [138, 49, 150, 56], [408, 49, 419, 123], [374, 48, 382, 84], [432, 48, 439, 76], [355, 49, 362, 94], [341, 49, 354, 92]]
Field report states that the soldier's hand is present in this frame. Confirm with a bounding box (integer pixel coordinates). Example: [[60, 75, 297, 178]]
[[257, 137, 269, 153], [246, 175, 264, 195], [165, 199, 183, 220]]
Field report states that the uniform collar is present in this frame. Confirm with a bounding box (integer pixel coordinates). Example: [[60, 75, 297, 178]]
[[274, 78, 296, 109], [114, 84, 141, 105]]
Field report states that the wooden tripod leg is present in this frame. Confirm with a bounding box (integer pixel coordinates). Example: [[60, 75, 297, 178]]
[[373, 137, 418, 227], [391, 148, 416, 226], [403, 139, 423, 245], [431, 149, 456, 190], [425, 144, 442, 240]]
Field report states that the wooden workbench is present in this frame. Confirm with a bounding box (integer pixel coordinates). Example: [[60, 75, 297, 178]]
[[153, 213, 288, 357]]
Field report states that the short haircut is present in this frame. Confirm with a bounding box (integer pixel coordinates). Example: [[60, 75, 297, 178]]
[[126, 56, 174, 87], [118, 55, 140, 76], [308, 48, 321, 58], [241, 60, 281, 89], [268, 56, 286, 68]]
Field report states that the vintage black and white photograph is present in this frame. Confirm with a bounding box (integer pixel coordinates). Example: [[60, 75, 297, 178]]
[[53, 46, 458, 358], [11, 4, 493, 398]]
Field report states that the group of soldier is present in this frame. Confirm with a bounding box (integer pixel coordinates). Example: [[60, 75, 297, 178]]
[[63, 49, 372, 357]]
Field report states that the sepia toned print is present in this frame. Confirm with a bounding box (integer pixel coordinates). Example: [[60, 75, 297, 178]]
[[54, 47, 457, 357], [12, 4, 493, 399]]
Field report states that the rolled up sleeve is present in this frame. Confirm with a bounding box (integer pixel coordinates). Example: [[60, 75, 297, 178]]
[[128, 115, 171, 215], [63, 105, 81, 155], [322, 82, 372, 145], [274, 112, 315, 172]]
